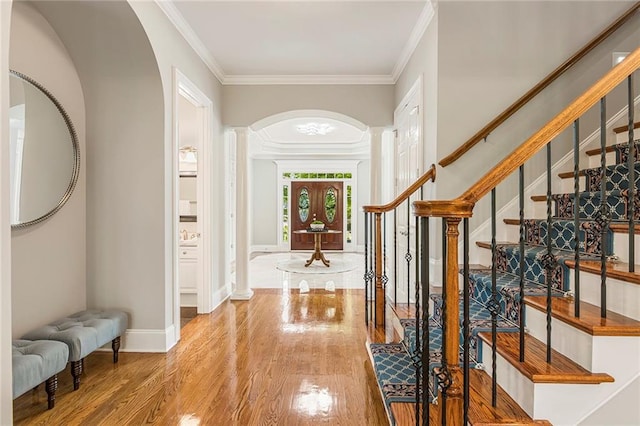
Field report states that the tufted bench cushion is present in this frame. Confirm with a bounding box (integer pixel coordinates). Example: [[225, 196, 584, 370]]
[[22, 309, 128, 390], [13, 339, 69, 409]]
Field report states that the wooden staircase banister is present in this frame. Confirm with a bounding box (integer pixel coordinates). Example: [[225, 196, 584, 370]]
[[362, 163, 436, 214], [415, 45, 640, 217], [438, 2, 640, 168]]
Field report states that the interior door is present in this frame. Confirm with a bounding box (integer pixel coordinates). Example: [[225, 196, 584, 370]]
[[291, 181, 343, 250], [395, 99, 421, 303]]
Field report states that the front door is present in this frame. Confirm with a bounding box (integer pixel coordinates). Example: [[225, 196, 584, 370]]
[[291, 181, 343, 250]]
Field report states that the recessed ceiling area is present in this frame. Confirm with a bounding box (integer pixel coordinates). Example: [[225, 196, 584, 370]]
[[250, 117, 369, 159], [159, 1, 432, 84]]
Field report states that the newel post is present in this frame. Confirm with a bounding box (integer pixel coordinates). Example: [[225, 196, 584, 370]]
[[413, 199, 473, 426], [443, 216, 463, 425], [374, 212, 385, 327]]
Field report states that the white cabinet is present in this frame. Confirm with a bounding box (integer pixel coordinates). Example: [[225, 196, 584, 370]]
[[179, 246, 198, 306]]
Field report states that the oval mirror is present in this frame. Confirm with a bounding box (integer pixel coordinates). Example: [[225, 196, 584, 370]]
[[9, 70, 80, 229]]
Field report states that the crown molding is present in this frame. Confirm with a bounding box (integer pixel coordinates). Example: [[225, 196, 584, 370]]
[[154, 0, 225, 83], [391, 0, 435, 83], [222, 74, 395, 85]]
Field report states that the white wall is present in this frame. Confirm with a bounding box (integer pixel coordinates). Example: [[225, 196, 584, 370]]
[[251, 159, 278, 247], [394, 0, 640, 264], [223, 84, 394, 128], [10, 2, 86, 337], [129, 1, 226, 334], [0, 1, 13, 422], [27, 1, 225, 351], [397, 0, 640, 205], [32, 1, 166, 343]]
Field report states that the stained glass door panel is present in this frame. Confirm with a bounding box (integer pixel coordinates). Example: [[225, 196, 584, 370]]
[[290, 181, 343, 250]]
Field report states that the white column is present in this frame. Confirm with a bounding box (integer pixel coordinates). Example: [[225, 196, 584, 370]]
[[231, 128, 253, 300], [369, 127, 384, 205]]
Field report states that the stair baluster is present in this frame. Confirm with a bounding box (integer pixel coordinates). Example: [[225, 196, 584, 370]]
[[599, 98, 609, 318], [421, 216, 430, 426], [627, 74, 636, 274], [383, 212, 388, 312], [407, 198, 412, 308], [544, 143, 554, 363], [490, 188, 499, 406], [364, 212, 370, 325], [573, 119, 581, 318], [462, 217, 470, 424], [519, 165, 526, 360], [394, 210, 398, 307], [439, 219, 448, 424], [414, 216, 422, 425]]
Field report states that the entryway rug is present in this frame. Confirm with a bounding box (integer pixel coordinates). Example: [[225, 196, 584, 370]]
[[276, 255, 358, 274]]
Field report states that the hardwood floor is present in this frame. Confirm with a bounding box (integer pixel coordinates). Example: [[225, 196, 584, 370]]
[[13, 289, 389, 425]]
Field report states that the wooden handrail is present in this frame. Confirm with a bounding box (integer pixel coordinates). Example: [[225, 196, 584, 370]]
[[438, 2, 640, 168], [414, 45, 640, 217], [363, 164, 436, 214]]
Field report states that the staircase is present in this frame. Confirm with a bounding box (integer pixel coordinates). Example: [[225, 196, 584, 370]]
[[368, 125, 640, 426], [364, 46, 640, 426]]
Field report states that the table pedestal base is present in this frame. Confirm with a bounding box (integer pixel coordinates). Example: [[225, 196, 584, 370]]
[[305, 233, 331, 267]]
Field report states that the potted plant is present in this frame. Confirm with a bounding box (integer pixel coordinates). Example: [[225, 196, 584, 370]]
[[310, 215, 325, 231]]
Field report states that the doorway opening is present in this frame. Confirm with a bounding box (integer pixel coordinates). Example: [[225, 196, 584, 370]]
[[173, 69, 213, 341]]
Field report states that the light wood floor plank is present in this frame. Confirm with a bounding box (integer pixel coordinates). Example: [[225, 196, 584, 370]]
[[14, 288, 389, 425]]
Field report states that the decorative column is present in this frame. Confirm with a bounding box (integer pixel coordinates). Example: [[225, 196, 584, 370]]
[[369, 127, 384, 205], [231, 128, 253, 300]]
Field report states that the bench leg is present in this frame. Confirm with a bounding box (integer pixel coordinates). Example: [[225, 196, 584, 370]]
[[45, 374, 58, 409], [112, 336, 121, 363], [70, 360, 83, 391]]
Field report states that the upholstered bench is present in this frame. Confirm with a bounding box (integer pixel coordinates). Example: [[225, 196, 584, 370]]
[[13, 339, 69, 409], [22, 309, 128, 390]]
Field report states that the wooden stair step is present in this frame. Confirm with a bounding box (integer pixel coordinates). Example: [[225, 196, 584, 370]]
[[585, 145, 618, 156], [389, 369, 551, 425], [477, 331, 614, 384], [476, 241, 511, 250], [565, 259, 640, 285], [525, 296, 640, 336], [613, 121, 640, 134], [504, 218, 640, 234], [558, 170, 586, 179], [609, 222, 640, 234]]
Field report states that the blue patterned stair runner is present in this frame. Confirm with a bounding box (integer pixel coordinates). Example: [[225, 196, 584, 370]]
[[369, 139, 640, 424]]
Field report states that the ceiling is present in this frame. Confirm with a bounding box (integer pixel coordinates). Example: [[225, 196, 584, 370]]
[[158, 1, 433, 85]]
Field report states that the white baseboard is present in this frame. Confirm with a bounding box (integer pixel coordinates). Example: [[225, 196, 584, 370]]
[[118, 326, 177, 353], [208, 283, 231, 314], [250, 245, 280, 253]]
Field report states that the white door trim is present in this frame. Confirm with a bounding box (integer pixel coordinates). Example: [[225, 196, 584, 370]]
[[173, 68, 214, 342]]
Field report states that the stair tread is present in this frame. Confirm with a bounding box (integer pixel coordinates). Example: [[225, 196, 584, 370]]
[[558, 170, 586, 179], [476, 241, 512, 249], [524, 296, 640, 336], [389, 369, 551, 425], [585, 145, 617, 156], [565, 259, 640, 285], [558, 161, 640, 180], [609, 222, 640, 234], [586, 136, 640, 156], [613, 121, 640, 134], [532, 188, 634, 202], [477, 332, 614, 384], [505, 218, 640, 234]]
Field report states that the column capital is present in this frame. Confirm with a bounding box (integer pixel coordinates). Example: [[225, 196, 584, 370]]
[[231, 127, 249, 138], [368, 126, 388, 138]]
